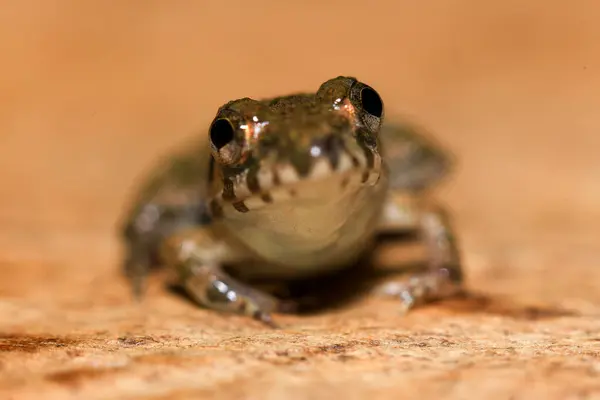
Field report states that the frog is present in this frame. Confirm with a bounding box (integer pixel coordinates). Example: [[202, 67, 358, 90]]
[[119, 76, 465, 327]]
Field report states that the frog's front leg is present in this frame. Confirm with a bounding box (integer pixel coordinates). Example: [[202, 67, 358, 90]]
[[374, 194, 465, 311], [123, 202, 206, 300], [159, 228, 283, 327]]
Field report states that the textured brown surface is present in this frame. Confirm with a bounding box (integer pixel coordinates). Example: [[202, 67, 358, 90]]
[[1, 1, 600, 399]]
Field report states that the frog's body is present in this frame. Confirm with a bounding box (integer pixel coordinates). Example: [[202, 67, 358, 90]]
[[120, 76, 464, 325]]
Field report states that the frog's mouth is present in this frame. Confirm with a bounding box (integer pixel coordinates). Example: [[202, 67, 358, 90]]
[[209, 145, 384, 216]]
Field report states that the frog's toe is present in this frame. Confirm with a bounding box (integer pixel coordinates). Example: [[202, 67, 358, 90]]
[[179, 263, 285, 327], [374, 269, 465, 313], [252, 310, 281, 328], [123, 243, 153, 301]]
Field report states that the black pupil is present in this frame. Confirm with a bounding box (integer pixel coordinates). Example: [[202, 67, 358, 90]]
[[210, 119, 235, 150], [360, 87, 383, 117]]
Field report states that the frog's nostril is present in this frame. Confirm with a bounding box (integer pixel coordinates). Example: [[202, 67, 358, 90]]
[[309, 145, 323, 158], [310, 135, 344, 168], [311, 135, 342, 157]]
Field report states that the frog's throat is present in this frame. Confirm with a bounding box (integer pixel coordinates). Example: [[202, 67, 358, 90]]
[[209, 149, 383, 216]]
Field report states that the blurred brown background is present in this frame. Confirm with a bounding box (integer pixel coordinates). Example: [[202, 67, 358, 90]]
[[1, 1, 599, 399]]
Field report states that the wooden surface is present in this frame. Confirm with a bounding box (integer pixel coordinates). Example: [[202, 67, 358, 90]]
[[1, 1, 600, 399]]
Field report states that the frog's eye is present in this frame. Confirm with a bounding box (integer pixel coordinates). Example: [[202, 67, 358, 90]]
[[360, 87, 383, 118], [210, 118, 235, 150], [209, 118, 242, 165], [347, 81, 385, 137]]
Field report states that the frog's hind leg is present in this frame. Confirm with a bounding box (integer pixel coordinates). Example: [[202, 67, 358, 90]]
[[374, 194, 465, 312], [159, 228, 284, 327]]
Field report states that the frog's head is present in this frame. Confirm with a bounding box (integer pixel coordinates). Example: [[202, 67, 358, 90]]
[[206, 76, 387, 219]]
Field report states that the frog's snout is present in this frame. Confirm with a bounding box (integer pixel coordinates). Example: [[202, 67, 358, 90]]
[[307, 129, 370, 173], [307, 134, 344, 162]]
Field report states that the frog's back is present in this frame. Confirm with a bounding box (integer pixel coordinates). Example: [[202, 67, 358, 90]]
[[379, 120, 455, 192], [119, 136, 213, 244]]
